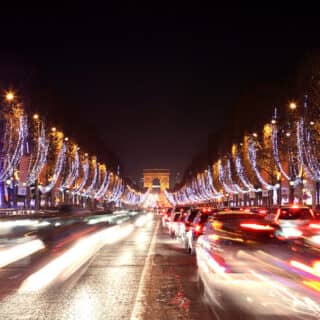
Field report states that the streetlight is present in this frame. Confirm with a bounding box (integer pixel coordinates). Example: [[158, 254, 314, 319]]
[[252, 132, 258, 138], [33, 113, 39, 120], [51, 127, 56, 133], [289, 102, 297, 110], [5, 91, 15, 102]]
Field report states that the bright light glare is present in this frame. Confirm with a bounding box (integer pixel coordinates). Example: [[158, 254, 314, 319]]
[[309, 223, 320, 229], [0, 239, 44, 268], [290, 260, 320, 277], [6, 92, 14, 101], [0, 219, 50, 235], [313, 261, 320, 274], [282, 228, 302, 238], [19, 224, 135, 292], [135, 214, 152, 227], [198, 246, 225, 274], [289, 102, 297, 110], [303, 280, 320, 292], [309, 235, 320, 246], [135, 215, 147, 227], [240, 223, 274, 231]]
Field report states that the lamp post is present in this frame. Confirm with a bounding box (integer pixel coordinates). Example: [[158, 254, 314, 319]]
[[4, 92, 15, 208], [289, 180, 295, 204], [287, 101, 298, 205], [32, 114, 41, 211]]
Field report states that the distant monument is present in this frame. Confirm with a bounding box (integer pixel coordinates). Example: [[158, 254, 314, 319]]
[[143, 169, 170, 206], [143, 169, 170, 192]]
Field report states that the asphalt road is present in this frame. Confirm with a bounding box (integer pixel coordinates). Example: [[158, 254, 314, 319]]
[[0, 216, 213, 320]]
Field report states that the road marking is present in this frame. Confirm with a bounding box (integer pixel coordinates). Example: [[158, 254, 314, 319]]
[[130, 219, 160, 320]]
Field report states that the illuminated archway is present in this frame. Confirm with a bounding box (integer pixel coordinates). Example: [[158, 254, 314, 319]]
[[143, 169, 170, 191]]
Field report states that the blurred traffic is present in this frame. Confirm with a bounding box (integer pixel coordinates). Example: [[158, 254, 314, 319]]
[[0, 207, 152, 296], [160, 204, 320, 319]]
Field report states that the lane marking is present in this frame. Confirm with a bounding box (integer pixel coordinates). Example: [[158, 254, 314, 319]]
[[130, 219, 160, 320]]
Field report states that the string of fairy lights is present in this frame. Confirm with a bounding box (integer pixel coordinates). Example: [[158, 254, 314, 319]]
[[0, 91, 147, 208], [166, 100, 320, 206]]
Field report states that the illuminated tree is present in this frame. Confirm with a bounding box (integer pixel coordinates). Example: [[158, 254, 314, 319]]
[[38, 128, 65, 207], [60, 141, 79, 204], [0, 94, 26, 207], [247, 124, 280, 206]]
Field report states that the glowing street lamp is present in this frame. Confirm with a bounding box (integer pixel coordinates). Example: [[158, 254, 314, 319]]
[[51, 127, 57, 133], [5, 92, 15, 102], [289, 102, 297, 110], [33, 113, 39, 120], [252, 132, 258, 138]]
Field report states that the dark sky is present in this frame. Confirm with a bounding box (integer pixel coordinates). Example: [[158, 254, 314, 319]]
[[0, 5, 319, 183]]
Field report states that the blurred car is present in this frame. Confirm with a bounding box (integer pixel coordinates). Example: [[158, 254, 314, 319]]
[[180, 208, 200, 248], [174, 210, 192, 239], [161, 207, 173, 228], [196, 211, 320, 319], [168, 211, 182, 238], [266, 205, 316, 240], [186, 208, 216, 254], [167, 205, 190, 226]]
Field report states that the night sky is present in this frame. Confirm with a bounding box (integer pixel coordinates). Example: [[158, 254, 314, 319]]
[[0, 5, 319, 184]]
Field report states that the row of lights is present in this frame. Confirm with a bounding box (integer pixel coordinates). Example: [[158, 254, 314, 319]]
[[251, 101, 315, 139], [4, 91, 93, 158]]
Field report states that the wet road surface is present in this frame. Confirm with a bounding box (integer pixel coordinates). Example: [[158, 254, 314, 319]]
[[0, 217, 213, 320]]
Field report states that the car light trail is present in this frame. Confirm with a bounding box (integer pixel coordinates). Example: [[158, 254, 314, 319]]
[[19, 222, 137, 292], [0, 238, 45, 268], [290, 260, 320, 278]]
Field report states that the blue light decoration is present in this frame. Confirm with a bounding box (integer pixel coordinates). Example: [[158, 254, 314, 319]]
[[218, 159, 238, 195], [247, 137, 275, 190], [74, 159, 90, 194], [207, 166, 222, 197], [82, 161, 98, 199], [94, 171, 110, 200], [297, 119, 320, 181], [235, 152, 259, 192], [164, 167, 223, 206], [271, 120, 301, 186], [61, 150, 80, 190], [0, 91, 144, 209], [107, 175, 125, 202], [112, 182, 125, 202], [121, 185, 149, 206], [39, 143, 67, 194], [0, 116, 28, 182], [164, 189, 176, 206], [27, 123, 49, 186]]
